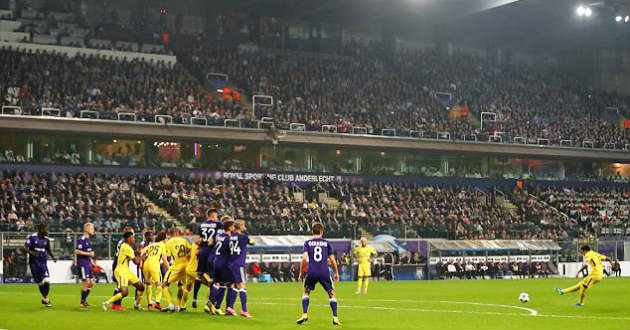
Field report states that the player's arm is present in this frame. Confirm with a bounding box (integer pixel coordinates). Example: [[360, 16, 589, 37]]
[[328, 254, 340, 282], [599, 253, 612, 263], [46, 248, 57, 262], [193, 226, 204, 246], [21, 240, 39, 257], [45, 239, 57, 262], [298, 251, 308, 281], [575, 263, 588, 278], [370, 246, 377, 262], [161, 253, 169, 271], [75, 248, 94, 257], [131, 250, 142, 265]]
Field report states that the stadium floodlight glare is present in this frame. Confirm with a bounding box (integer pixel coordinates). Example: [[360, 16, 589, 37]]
[[615, 15, 622, 22], [576, 5, 592, 17], [625, 15, 629, 23], [576, 6, 585, 16]]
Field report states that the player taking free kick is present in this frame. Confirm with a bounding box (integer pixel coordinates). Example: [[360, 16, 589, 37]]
[[556, 245, 612, 306]]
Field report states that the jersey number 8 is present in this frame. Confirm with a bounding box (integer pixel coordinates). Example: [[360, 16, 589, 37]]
[[313, 246, 323, 262]]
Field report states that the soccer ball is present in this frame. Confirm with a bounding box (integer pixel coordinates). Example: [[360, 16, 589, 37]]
[[519, 292, 530, 303]]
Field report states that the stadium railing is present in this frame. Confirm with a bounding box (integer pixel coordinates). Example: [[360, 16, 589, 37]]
[[190, 117, 207, 126], [352, 127, 368, 135], [224, 118, 240, 128], [80, 110, 99, 119], [155, 115, 173, 125], [381, 128, 396, 136], [290, 123, 306, 131], [1, 112, 629, 152], [1, 105, 21, 115], [513, 136, 526, 144], [438, 131, 450, 140], [322, 124, 337, 133], [117, 112, 136, 121], [41, 107, 60, 117]]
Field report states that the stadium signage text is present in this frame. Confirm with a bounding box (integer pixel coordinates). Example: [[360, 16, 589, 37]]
[[221, 171, 339, 183], [429, 255, 550, 264]]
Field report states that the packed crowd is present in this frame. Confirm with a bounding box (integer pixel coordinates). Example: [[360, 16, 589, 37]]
[[181, 42, 478, 138], [0, 47, 204, 122], [538, 186, 630, 238], [0, 171, 171, 234], [146, 176, 355, 238], [180, 40, 629, 147], [2, 37, 628, 148], [1, 171, 627, 240], [145, 174, 577, 239], [434, 261, 552, 280]]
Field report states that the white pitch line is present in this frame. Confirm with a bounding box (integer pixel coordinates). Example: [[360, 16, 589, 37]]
[[1, 291, 629, 321], [255, 297, 539, 316], [254, 301, 630, 321]]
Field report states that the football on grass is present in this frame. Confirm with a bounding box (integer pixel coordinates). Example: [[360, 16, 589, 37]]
[[519, 292, 530, 303]]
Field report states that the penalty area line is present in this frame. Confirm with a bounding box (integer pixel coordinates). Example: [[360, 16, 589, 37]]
[[253, 298, 630, 321], [254, 297, 538, 316]]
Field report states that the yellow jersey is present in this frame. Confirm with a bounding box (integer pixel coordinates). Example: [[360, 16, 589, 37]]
[[187, 243, 200, 270], [354, 245, 377, 265], [117, 242, 135, 271], [166, 236, 191, 266], [584, 250, 607, 275], [144, 241, 166, 266]]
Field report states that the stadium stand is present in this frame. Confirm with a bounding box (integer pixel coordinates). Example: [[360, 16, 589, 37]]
[[0, 171, 172, 234], [3, 170, 626, 240], [1, 38, 628, 149]]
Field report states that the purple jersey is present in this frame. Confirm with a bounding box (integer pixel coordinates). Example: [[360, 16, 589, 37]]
[[112, 238, 125, 270], [75, 235, 93, 264], [25, 233, 51, 264], [304, 238, 333, 277], [197, 220, 222, 250], [227, 232, 249, 267], [212, 232, 231, 264]]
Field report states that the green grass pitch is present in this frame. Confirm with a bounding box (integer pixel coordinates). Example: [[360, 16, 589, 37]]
[[0, 277, 628, 330]]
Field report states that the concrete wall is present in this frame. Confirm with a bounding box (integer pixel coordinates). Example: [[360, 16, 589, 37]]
[[0, 116, 628, 162]]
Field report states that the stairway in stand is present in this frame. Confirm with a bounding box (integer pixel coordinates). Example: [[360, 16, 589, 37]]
[[137, 193, 180, 229]]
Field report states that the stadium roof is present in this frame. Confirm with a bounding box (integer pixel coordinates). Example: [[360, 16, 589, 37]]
[[224, 0, 629, 51]]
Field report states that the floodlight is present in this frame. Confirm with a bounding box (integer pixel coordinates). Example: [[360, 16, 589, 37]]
[[576, 6, 585, 16]]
